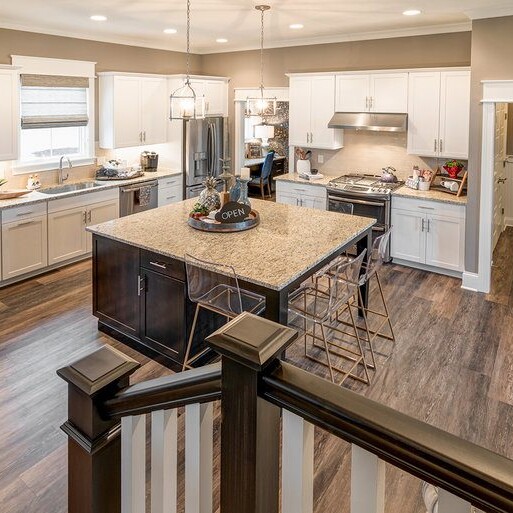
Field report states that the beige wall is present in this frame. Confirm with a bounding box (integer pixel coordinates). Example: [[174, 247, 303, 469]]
[[508, 104, 513, 156], [466, 16, 513, 273], [0, 28, 201, 73]]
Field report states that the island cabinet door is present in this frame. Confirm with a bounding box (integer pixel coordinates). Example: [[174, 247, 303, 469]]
[[93, 237, 141, 338], [139, 268, 186, 363]]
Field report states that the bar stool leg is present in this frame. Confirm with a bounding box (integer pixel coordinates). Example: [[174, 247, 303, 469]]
[[375, 272, 396, 343], [357, 288, 377, 370], [182, 303, 201, 371], [320, 323, 336, 383], [348, 305, 371, 385]]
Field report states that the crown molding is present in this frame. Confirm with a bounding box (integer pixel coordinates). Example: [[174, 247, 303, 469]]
[[197, 22, 472, 54], [0, 20, 471, 56], [464, 5, 513, 20]]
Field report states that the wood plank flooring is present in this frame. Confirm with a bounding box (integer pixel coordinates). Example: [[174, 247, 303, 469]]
[[1, 228, 513, 513]]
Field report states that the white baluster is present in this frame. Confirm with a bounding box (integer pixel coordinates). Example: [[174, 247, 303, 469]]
[[151, 409, 178, 513], [281, 410, 314, 513], [121, 415, 146, 513], [350, 445, 385, 513], [185, 403, 214, 513], [438, 489, 472, 513]]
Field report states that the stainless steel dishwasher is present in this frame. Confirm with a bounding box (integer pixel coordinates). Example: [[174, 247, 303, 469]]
[[119, 179, 158, 217]]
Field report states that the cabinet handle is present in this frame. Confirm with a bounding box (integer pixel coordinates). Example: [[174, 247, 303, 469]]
[[426, 219, 430, 233], [83, 211, 87, 224], [143, 131, 146, 143], [306, 132, 310, 144], [365, 97, 369, 110], [310, 132, 313, 144], [370, 97, 374, 109], [17, 211, 34, 216], [418, 206, 435, 210], [166, 196, 176, 200], [439, 139, 443, 154], [87, 210, 92, 223], [434, 139, 437, 153], [421, 218, 425, 232], [150, 261, 167, 269], [137, 275, 145, 296], [17, 220, 35, 226]]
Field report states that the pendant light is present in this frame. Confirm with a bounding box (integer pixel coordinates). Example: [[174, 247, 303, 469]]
[[170, 0, 205, 120], [246, 5, 277, 118]]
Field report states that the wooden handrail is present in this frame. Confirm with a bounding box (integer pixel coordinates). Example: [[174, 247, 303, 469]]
[[103, 363, 222, 418], [260, 361, 513, 513]]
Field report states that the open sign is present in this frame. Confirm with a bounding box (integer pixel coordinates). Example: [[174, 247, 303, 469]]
[[215, 202, 252, 224]]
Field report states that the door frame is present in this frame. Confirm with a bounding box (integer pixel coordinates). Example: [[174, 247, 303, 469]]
[[464, 80, 513, 292], [233, 87, 289, 172]]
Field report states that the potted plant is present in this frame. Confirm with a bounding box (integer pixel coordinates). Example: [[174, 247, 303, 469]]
[[442, 160, 465, 179]]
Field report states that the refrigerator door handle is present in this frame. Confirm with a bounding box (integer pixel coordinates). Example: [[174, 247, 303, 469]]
[[206, 123, 213, 175], [212, 123, 218, 177]]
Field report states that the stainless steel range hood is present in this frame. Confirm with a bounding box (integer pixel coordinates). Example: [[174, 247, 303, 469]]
[[328, 112, 408, 132]]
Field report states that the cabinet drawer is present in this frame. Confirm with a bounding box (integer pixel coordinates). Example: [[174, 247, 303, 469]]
[[276, 180, 326, 199], [2, 202, 47, 224], [158, 184, 183, 206], [392, 196, 465, 219], [158, 175, 183, 189], [141, 250, 185, 280]]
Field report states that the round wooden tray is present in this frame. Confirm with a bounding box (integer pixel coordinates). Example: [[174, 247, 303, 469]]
[[188, 210, 260, 232], [0, 190, 31, 200]]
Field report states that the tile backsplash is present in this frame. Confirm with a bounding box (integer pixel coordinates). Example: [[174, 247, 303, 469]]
[[304, 131, 466, 180]]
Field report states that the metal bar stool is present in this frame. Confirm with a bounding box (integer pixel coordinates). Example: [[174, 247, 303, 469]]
[[288, 249, 370, 386], [182, 253, 266, 370], [321, 229, 395, 370]]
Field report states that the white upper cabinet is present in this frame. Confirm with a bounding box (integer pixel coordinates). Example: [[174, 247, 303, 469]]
[[0, 67, 19, 161], [407, 70, 470, 159], [171, 76, 229, 117], [99, 74, 168, 149], [438, 71, 471, 160], [335, 73, 408, 113], [289, 75, 343, 150]]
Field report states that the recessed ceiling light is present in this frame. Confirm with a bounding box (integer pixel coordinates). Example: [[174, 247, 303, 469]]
[[90, 15, 107, 21], [289, 23, 304, 29], [216, 38, 228, 43], [163, 28, 177, 34], [402, 9, 421, 16]]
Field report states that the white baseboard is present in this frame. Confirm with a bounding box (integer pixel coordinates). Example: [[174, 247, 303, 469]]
[[392, 259, 462, 278], [461, 271, 482, 292], [504, 217, 513, 227]]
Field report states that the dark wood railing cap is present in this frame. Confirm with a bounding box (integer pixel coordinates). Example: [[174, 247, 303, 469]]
[[57, 345, 140, 396], [206, 312, 298, 370]]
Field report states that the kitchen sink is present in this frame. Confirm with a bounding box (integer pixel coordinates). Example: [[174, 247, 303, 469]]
[[40, 182, 103, 195]]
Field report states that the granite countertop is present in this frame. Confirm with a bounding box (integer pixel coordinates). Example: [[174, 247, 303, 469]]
[[275, 172, 468, 205], [274, 172, 332, 188], [0, 169, 181, 211], [392, 186, 467, 205], [87, 198, 375, 291]]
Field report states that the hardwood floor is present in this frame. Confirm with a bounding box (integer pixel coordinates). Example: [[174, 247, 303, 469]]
[[1, 229, 513, 513]]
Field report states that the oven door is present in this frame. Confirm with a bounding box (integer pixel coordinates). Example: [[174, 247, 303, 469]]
[[327, 193, 387, 226]]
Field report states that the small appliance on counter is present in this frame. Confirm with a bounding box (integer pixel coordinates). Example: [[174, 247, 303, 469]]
[[141, 151, 159, 172]]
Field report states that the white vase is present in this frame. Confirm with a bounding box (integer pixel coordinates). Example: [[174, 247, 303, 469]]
[[296, 159, 311, 175]]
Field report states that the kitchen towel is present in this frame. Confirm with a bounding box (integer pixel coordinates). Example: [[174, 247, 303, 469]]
[[138, 186, 152, 207]]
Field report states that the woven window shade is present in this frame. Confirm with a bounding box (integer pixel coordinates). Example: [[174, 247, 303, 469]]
[[20, 75, 89, 129]]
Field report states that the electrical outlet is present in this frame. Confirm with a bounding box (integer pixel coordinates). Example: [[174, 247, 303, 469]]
[[317, 154, 324, 164]]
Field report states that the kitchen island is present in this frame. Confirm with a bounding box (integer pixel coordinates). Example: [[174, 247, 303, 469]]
[[88, 198, 375, 369]]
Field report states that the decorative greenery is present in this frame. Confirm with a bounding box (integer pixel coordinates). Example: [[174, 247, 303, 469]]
[[189, 202, 210, 219], [444, 160, 464, 169], [0, 179, 7, 187]]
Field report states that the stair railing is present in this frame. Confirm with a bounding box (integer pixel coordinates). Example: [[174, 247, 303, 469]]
[[59, 312, 513, 513]]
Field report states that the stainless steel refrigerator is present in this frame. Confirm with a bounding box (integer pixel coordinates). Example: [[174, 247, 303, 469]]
[[183, 116, 224, 199]]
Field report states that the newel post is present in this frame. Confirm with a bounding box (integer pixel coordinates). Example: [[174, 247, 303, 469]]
[[57, 345, 140, 513], [207, 312, 298, 513]]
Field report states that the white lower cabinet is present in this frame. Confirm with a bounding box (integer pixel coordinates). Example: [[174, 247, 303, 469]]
[[391, 197, 465, 273], [158, 175, 183, 207], [48, 190, 119, 265], [276, 181, 327, 210], [2, 214, 48, 280]]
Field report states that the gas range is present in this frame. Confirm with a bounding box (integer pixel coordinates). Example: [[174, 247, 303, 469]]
[[327, 173, 404, 197]]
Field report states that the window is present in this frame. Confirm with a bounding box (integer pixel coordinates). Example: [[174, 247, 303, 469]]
[[19, 74, 91, 165], [10, 56, 96, 172]]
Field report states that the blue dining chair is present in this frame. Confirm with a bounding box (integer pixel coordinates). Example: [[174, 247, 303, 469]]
[[249, 151, 275, 199]]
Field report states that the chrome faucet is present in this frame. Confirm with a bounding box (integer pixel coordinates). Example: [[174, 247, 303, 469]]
[[58, 156, 72, 184]]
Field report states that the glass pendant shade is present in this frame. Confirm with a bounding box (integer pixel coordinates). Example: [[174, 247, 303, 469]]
[[170, 80, 205, 120], [246, 93, 277, 117]]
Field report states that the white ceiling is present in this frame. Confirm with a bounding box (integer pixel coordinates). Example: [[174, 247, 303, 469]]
[[1, 1, 513, 54]]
